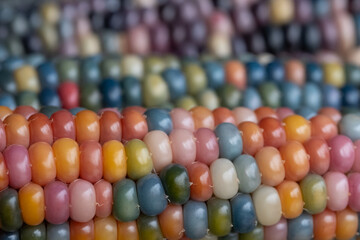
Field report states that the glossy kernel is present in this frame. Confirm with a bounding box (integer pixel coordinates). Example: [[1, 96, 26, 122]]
[[283, 114, 311, 143], [233, 154, 261, 193], [19, 182, 45, 226], [79, 141, 103, 183], [28, 113, 53, 145], [160, 163, 190, 204], [69, 179, 96, 223], [47, 222, 70, 240], [158, 204, 184, 240], [279, 141, 309, 181], [170, 108, 195, 132], [310, 115, 338, 140], [44, 181, 69, 225], [194, 128, 219, 165], [99, 111, 122, 144], [121, 109, 148, 141], [4, 113, 29, 148], [255, 147, 285, 186], [336, 208, 358, 240], [212, 107, 236, 126], [238, 121, 264, 156], [75, 110, 100, 144], [231, 193, 256, 233], [117, 221, 139, 240], [94, 216, 117, 240], [169, 129, 196, 167], [264, 217, 287, 240], [252, 185, 282, 226], [300, 174, 327, 214], [144, 108, 173, 134], [137, 215, 164, 240], [3, 144, 31, 189], [303, 137, 330, 175], [214, 123, 243, 161], [258, 117, 286, 148], [28, 142, 56, 186], [125, 139, 153, 180], [187, 162, 213, 202], [324, 172, 349, 211], [210, 158, 238, 199], [276, 180, 303, 219], [207, 197, 232, 237], [313, 209, 336, 240], [53, 138, 79, 183], [113, 179, 140, 222], [287, 212, 313, 240], [102, 140, 126, 183], [183, 200, 208, 239], [70, 220, 94, 240], [20, 223, 46, 240], [143, 130, 172, 172], [50, 110, 76, 140], [94, 180, 112, 218], [137, 174, 167, 216], [190, 106, 215, 130], [0, 188, 23, 232], [328, 135, 355, 173]]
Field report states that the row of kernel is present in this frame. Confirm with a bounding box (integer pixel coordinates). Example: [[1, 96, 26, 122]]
[[4, 56, 360, 90], [2, 56, 360, 111], [0, 106, 290, 148], [1, 1, 360, 58], [1, 124, 359, 214], [0, 104, 357, 146], [0, 105, 321, 149], [0, 210, 358, 240], [0, 173, 359, 239]]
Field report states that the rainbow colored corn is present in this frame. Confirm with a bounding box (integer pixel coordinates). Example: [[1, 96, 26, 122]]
[[0, 105, 360, 239]]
